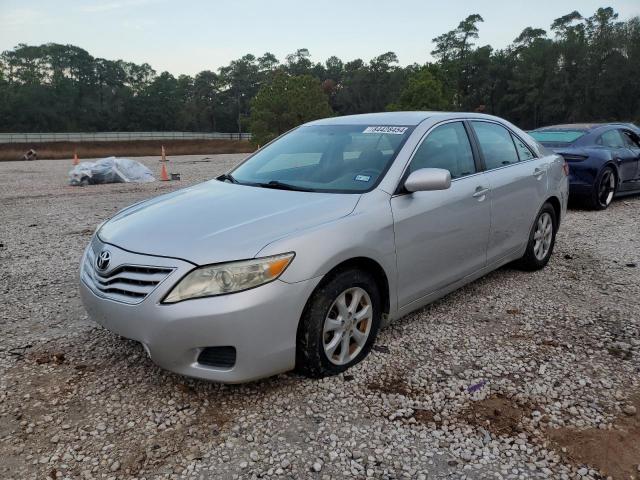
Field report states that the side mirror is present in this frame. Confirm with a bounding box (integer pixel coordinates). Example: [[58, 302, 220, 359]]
[[404, 168, 451, 193]]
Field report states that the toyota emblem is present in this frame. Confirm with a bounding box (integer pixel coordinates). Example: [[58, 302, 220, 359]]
[[96, 250, 111, 271]]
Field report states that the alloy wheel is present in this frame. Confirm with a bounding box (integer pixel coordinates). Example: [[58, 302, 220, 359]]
[[322, 287, 373, 366], [533, 212, 553, 261], [598, 169, 616, 207]]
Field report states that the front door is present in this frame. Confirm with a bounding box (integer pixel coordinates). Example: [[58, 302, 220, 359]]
[[600, 129, 637, 189], [391, 121, 491, 308], [620, 129, 640, 188]]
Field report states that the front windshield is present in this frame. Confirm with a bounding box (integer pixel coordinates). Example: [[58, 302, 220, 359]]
[[229, 124, 414, 193], [529, 130, 586, 145]]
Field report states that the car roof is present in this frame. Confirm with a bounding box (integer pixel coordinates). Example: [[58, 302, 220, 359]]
[[534, 123, 634, 132], [306, 111, 501, 127]]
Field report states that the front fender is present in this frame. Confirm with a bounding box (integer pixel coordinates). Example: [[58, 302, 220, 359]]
[[255, 189, 398, 313]]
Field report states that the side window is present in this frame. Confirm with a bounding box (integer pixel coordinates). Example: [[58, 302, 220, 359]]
[[471, 121, 520, 170], [512, 134, 536, 161], [407, 122, 476, 179], [599, 130, 625, 148], [621, 130, 640, 149]]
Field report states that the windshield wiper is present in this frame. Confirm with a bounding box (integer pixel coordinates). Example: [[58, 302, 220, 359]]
[[257, 180, 314, 192], [218, 173, 238, 184]]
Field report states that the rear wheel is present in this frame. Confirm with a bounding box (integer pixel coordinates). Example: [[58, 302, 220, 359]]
[[516, 203, 557, 271], [296, 269, 381, 378], [587, 166, 616, 210]]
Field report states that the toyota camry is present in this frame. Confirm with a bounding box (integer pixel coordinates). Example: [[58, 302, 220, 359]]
[[80, 112, 568, 383]]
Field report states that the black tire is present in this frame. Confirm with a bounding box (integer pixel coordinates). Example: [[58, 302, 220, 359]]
[[296, 268, 381, 378], [586, 166, 617, 210], [516, 202, 557, 271]]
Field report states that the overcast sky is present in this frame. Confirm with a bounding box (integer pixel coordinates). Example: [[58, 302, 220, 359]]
[[1, 0, 639, 75]]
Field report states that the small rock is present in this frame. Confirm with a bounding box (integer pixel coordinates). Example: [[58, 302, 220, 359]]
[[623, 405, 637, 416], [312, 461, 323, 472]]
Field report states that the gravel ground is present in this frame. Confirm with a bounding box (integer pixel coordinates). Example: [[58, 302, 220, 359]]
[[1, 155, 639, 480]]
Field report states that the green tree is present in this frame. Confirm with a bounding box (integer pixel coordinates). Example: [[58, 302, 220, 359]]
[[249, 73, 332, 145], [387, 68, 447, 111]]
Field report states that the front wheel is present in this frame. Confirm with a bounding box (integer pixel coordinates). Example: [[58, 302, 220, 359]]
[[296, 269, 381, 378], [587, 166, 616, 210], [516, 203, 557, 271]]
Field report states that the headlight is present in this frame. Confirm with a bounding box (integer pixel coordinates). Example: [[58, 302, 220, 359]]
[[163, 252, 295, 303]]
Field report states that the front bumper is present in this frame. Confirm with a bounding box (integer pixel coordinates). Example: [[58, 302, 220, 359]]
[[79, 240, 321, 383]]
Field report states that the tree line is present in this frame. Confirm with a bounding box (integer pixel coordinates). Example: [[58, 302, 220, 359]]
[[0, 6, 638, 144]]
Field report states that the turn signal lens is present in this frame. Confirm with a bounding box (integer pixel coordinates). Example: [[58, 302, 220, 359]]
[[163, 253, 294, 303]]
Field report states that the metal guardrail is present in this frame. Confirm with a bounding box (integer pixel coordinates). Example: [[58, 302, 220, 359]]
[[0, 132, 252, 143]]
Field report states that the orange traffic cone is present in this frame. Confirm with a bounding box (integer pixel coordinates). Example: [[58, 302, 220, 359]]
[[73, 151, 80, 165], [161, 145, 167, 162], [160, 162, 170, 181]]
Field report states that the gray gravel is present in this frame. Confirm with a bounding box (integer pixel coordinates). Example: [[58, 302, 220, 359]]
[[1, 154, 639, 479]]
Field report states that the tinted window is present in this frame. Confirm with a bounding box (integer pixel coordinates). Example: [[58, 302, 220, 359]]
[[512, 135, 535, 161], [231, 124, 413, 192], [471, 121, 520, 170], [408, 122, 476, 179], [621, 130, 640, 149], [598, 130, 625, 148]]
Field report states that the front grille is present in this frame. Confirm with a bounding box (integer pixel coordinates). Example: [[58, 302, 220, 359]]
[[197, 346, 236, 369], [82, 244, 174, 304]]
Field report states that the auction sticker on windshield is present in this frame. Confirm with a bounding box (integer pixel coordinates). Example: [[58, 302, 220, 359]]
[[363, 126, 408, 135], [354, 174, 371, 182]]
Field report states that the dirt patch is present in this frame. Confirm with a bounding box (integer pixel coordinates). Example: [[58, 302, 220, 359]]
[[413, 409, 440, 425], [367, 376, 412, 396], [31, 351, 66, 365], [547, 396, 640, 480], [463, 396, 531, 436], [0, 139, 254, 161]]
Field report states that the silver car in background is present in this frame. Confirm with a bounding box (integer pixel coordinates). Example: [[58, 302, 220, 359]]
[[80, 112, 568, 383]]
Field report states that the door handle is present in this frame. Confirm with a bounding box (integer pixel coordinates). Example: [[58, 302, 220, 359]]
[[472, 186, 490, 198], [533, 168, 546, 178]]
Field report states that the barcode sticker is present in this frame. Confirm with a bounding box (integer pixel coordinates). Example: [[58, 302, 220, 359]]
[[354, 174, 371, 182], [363, 126, 408, 135]]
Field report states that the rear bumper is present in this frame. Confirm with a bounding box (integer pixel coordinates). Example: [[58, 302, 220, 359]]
[[79, 241, 321, 383], [569, 183, 593, 197]]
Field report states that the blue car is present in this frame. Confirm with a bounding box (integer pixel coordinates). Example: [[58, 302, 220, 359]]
[[530, 123, 640, 209]]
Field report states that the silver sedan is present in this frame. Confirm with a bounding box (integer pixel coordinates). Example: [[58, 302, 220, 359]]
[[79, 112, 569, 383]]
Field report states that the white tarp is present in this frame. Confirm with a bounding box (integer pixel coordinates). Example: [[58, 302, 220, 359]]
[[69, 157, 155, 186]]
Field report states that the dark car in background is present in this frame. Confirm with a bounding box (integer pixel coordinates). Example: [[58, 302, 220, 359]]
[[530, 124, 640, 209]]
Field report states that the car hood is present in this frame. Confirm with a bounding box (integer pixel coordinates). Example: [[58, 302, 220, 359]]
[[98, 180, 360, 265]]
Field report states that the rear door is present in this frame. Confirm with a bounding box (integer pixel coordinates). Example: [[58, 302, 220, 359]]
[[391, 121, 491, 307], [469, 120, 550, 264]]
